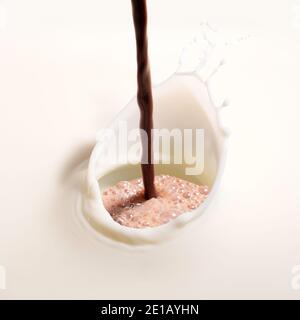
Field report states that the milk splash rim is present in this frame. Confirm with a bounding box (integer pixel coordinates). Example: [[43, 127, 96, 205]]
[[78, 23, 233, 246]]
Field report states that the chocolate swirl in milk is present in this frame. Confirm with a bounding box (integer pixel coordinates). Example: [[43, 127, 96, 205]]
[[131, 0, 156, 199]]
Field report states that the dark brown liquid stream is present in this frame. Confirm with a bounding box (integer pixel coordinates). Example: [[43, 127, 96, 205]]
[[131, 0, 156, 199]]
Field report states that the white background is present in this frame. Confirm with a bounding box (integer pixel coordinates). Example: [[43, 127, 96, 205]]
[[0, 0, 300, 299]]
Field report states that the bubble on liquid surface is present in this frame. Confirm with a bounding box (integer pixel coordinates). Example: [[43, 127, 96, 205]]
[[102, 175, 209, 228]]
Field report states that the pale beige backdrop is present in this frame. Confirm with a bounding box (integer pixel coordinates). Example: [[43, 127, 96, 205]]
[[0, 0, 300, 299]]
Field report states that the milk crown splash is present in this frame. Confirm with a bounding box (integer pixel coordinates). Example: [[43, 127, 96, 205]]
[[81, 23, 233, 246]]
